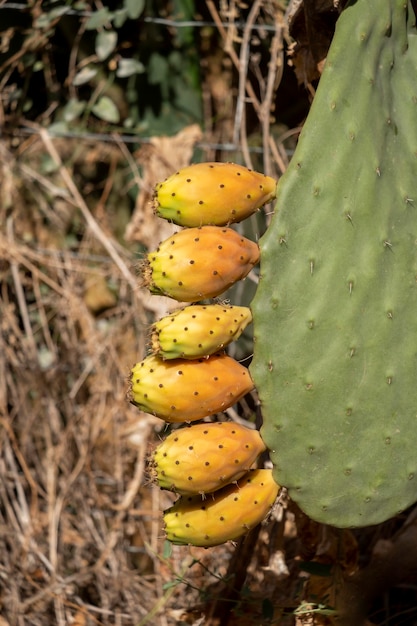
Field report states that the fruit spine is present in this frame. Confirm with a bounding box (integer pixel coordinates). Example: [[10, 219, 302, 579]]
[[153, 161, 277, 227], [152, 421, 266, 495]]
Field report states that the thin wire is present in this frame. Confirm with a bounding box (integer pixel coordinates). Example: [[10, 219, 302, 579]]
[[144, 16, 279, 32], [8, 125, 289, 155], [0, 3, 281, 32]]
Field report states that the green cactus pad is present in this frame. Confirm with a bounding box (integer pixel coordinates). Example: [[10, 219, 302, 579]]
[[251, 0, 417, 527]]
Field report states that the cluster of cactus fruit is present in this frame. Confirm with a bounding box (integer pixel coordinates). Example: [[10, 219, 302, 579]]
[[130, 162, 280, 546], [128, 0, 417, 547]]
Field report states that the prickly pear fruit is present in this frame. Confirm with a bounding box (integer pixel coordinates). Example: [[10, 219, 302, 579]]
[[251, 0, 417, 527], [163, 469, 279, 546], [130, 353, 254, 422], [153, 162, 277, 227], [143, 226, 260, 302], [151, 304, 253, 360], [152, 421, 266, 494]]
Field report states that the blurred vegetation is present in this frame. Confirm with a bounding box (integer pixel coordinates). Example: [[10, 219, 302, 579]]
[[0, 0, 312, 152], [0, 0, 204, 136]]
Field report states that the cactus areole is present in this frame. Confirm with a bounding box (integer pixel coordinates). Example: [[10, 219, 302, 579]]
[[251, 0, 417, 527]]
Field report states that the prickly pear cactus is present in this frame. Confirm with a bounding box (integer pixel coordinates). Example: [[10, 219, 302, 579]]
[[251, 0, 417, 527]]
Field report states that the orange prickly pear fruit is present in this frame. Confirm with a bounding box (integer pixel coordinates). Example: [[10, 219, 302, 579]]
[[152, 421, 266, 495], [153, 161, 277, 227], [151, 304, 253, 360], [130, 353, 254, 422], [143, 226, 260, 302], [163, 469, 279, 547]]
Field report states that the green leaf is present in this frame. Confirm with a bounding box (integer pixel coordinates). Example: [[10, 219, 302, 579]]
[[48, 122, 68, 135], [162, 580, 178, 591], [173, 82, 201, 119], [22, 99, 33, 113], [116, 58, 145, 78], [35, 6, 69, 28], [63, 98, 86, 122], [48, 6, 70, 20], [124, 0, 145, 20], [85, 8, 112, 30], [147, 52, 168, 85], [113, 8, 129, 28], [96, 31, 117, 60], [92, 96, 120, 123], [162, 540, 172, 559], [172, 0, 195, 45], [173, 0, 194, 18], [294, 603, 337, 616], [72, 66, 97, 86]]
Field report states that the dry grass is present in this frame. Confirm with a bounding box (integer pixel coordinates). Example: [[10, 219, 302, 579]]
[[0, 130, 298, 626], [0, 134, 162, 625]]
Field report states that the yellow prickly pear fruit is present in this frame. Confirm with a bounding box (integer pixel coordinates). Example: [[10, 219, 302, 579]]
[[152, 421, 266, 495], [143, 226, 260, 302], [163, 469, 279, 547], [153, 161, 277, 227], [151, 304, 253, 360], [130, 353, 254, 422]]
